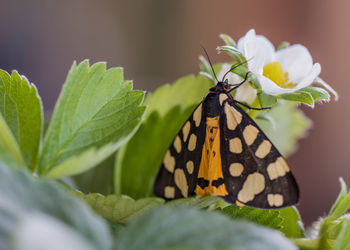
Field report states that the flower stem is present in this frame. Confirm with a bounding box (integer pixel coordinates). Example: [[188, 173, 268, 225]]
[[290, 238, 319, 250]]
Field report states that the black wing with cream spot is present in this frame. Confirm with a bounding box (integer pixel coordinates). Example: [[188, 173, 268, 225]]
[[154, 102, 207, 200], [219, 97, 299, 208]]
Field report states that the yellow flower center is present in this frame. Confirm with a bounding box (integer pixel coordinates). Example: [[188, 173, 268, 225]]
[[263, 62, 293, 88]]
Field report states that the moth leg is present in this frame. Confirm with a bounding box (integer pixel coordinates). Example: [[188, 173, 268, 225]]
[[225, 72, 250, 93], [234, 100, 271, 111]]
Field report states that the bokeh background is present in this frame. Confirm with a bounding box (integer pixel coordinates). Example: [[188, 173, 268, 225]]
[[0, 0, 348, 225]]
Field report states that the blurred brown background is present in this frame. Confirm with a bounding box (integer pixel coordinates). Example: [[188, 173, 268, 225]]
[[0, 0, 348, 225]]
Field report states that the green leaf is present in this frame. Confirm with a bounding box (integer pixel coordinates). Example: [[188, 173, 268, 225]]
[[300, 86, 330, 102], [319, 238, 333, 250], [219, 205, 283, 231], [73, 153, 115, 195], [277, 206, 305, 238], [328, 192, 350, 221], [220, 34, 237, 47], [144, 74, 214, 118], [277, 41, 290, 50], [39, 60, 145, 177], [0, 70, 43, 170], [335, 218, 350, 250], [45, 142, 126, 179], [198, 59, 223, 82], [258, 92, 277, 107], [319, 217, 344, 250], [166, 195, 221, 209], [0, 113, 25, 167], [314, 77, 338, 101], [199, 71, 215, 82], [14, 214, 102, 250], [316, 181, 350, 250], [77, 193, 164, 224], [199, 55, 214, 81], [249, 72, 262, 90], [255, 114, 276, 130], [0, 162, 111, 250], [115, 74, 213, 198], [231, 66, 261, 90], [279, 91, 314, 107], [217, 45, 246, 64], [256, 101, 311, 157], [330, 178, 348, 217], [79, 194, 220, 225], [218, 204, 304, 238], [115, 107, 190, 198], [325, 179, 350, 221], [116, 206, 297, 250]]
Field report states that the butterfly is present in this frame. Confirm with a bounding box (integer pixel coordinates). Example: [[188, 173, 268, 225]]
[[153, 50, 299, 208]]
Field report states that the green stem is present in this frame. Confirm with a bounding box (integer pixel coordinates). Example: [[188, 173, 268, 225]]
[[290, 238, 319, 250], [328, 191, 350, 220]]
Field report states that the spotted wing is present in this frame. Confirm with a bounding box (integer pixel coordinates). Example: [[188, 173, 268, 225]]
[[219, 98, 299, 208], [154, 102, 207, 200]]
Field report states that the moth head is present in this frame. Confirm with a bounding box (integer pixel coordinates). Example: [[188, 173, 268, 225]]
[[210, 80, 230, 93], [200, 46, 247, 93], [218, 80, 230, 90]]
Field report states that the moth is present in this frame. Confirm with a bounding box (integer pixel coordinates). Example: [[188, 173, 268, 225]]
[[154, 52, 299, 208]]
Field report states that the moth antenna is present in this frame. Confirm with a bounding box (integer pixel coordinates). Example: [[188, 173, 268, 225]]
[[222, 58, 253, 83], [201, 45, 219, 83]]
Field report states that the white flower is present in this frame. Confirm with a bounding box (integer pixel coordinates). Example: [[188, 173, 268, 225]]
[[217, 63, 257, 104], [237, 29, 321, 96]]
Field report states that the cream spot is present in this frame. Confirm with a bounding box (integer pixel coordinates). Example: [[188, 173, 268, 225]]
[[274, 194, 284, 207], [267, 162, 278, 180], [275, 160, 286, 176], [193, 104, 202, 127], [182, 121, 191, 142], [243, 125, 259, 146], [224, 103, 242, 130], [255, 140, 272, 158], [277, 157, 290, 172], [186, 161, 194, 174], [174, 169, 188, 197], [188, 134, 197, 151], [237, 173, 265, 203], [267, 157, 290, 180], [229, 137, 243, 153], [164, 186, 175, 199], [174, 136, 182, 153], [219, 94, 228, 106], [163, 150, 175, 173], [229, 163, 244, 177], [267, 194, 284, 207]]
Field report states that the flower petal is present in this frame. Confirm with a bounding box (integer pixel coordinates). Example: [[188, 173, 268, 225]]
[[249, 43, 266, 75], [256, 35, 275, 64], [275, 44, 313, 82], [235, 81, 257, 104], [242, 30, 257, 59], [237, 37, 244, 53], [293, 63, 321, 90], [237, 30, 275, 75], [242, 29, 267, 74], [235, 30, 324, 98], [237, 30, 249, 54], [217, 64, 242, 84], [257, 75, 296, 95]]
